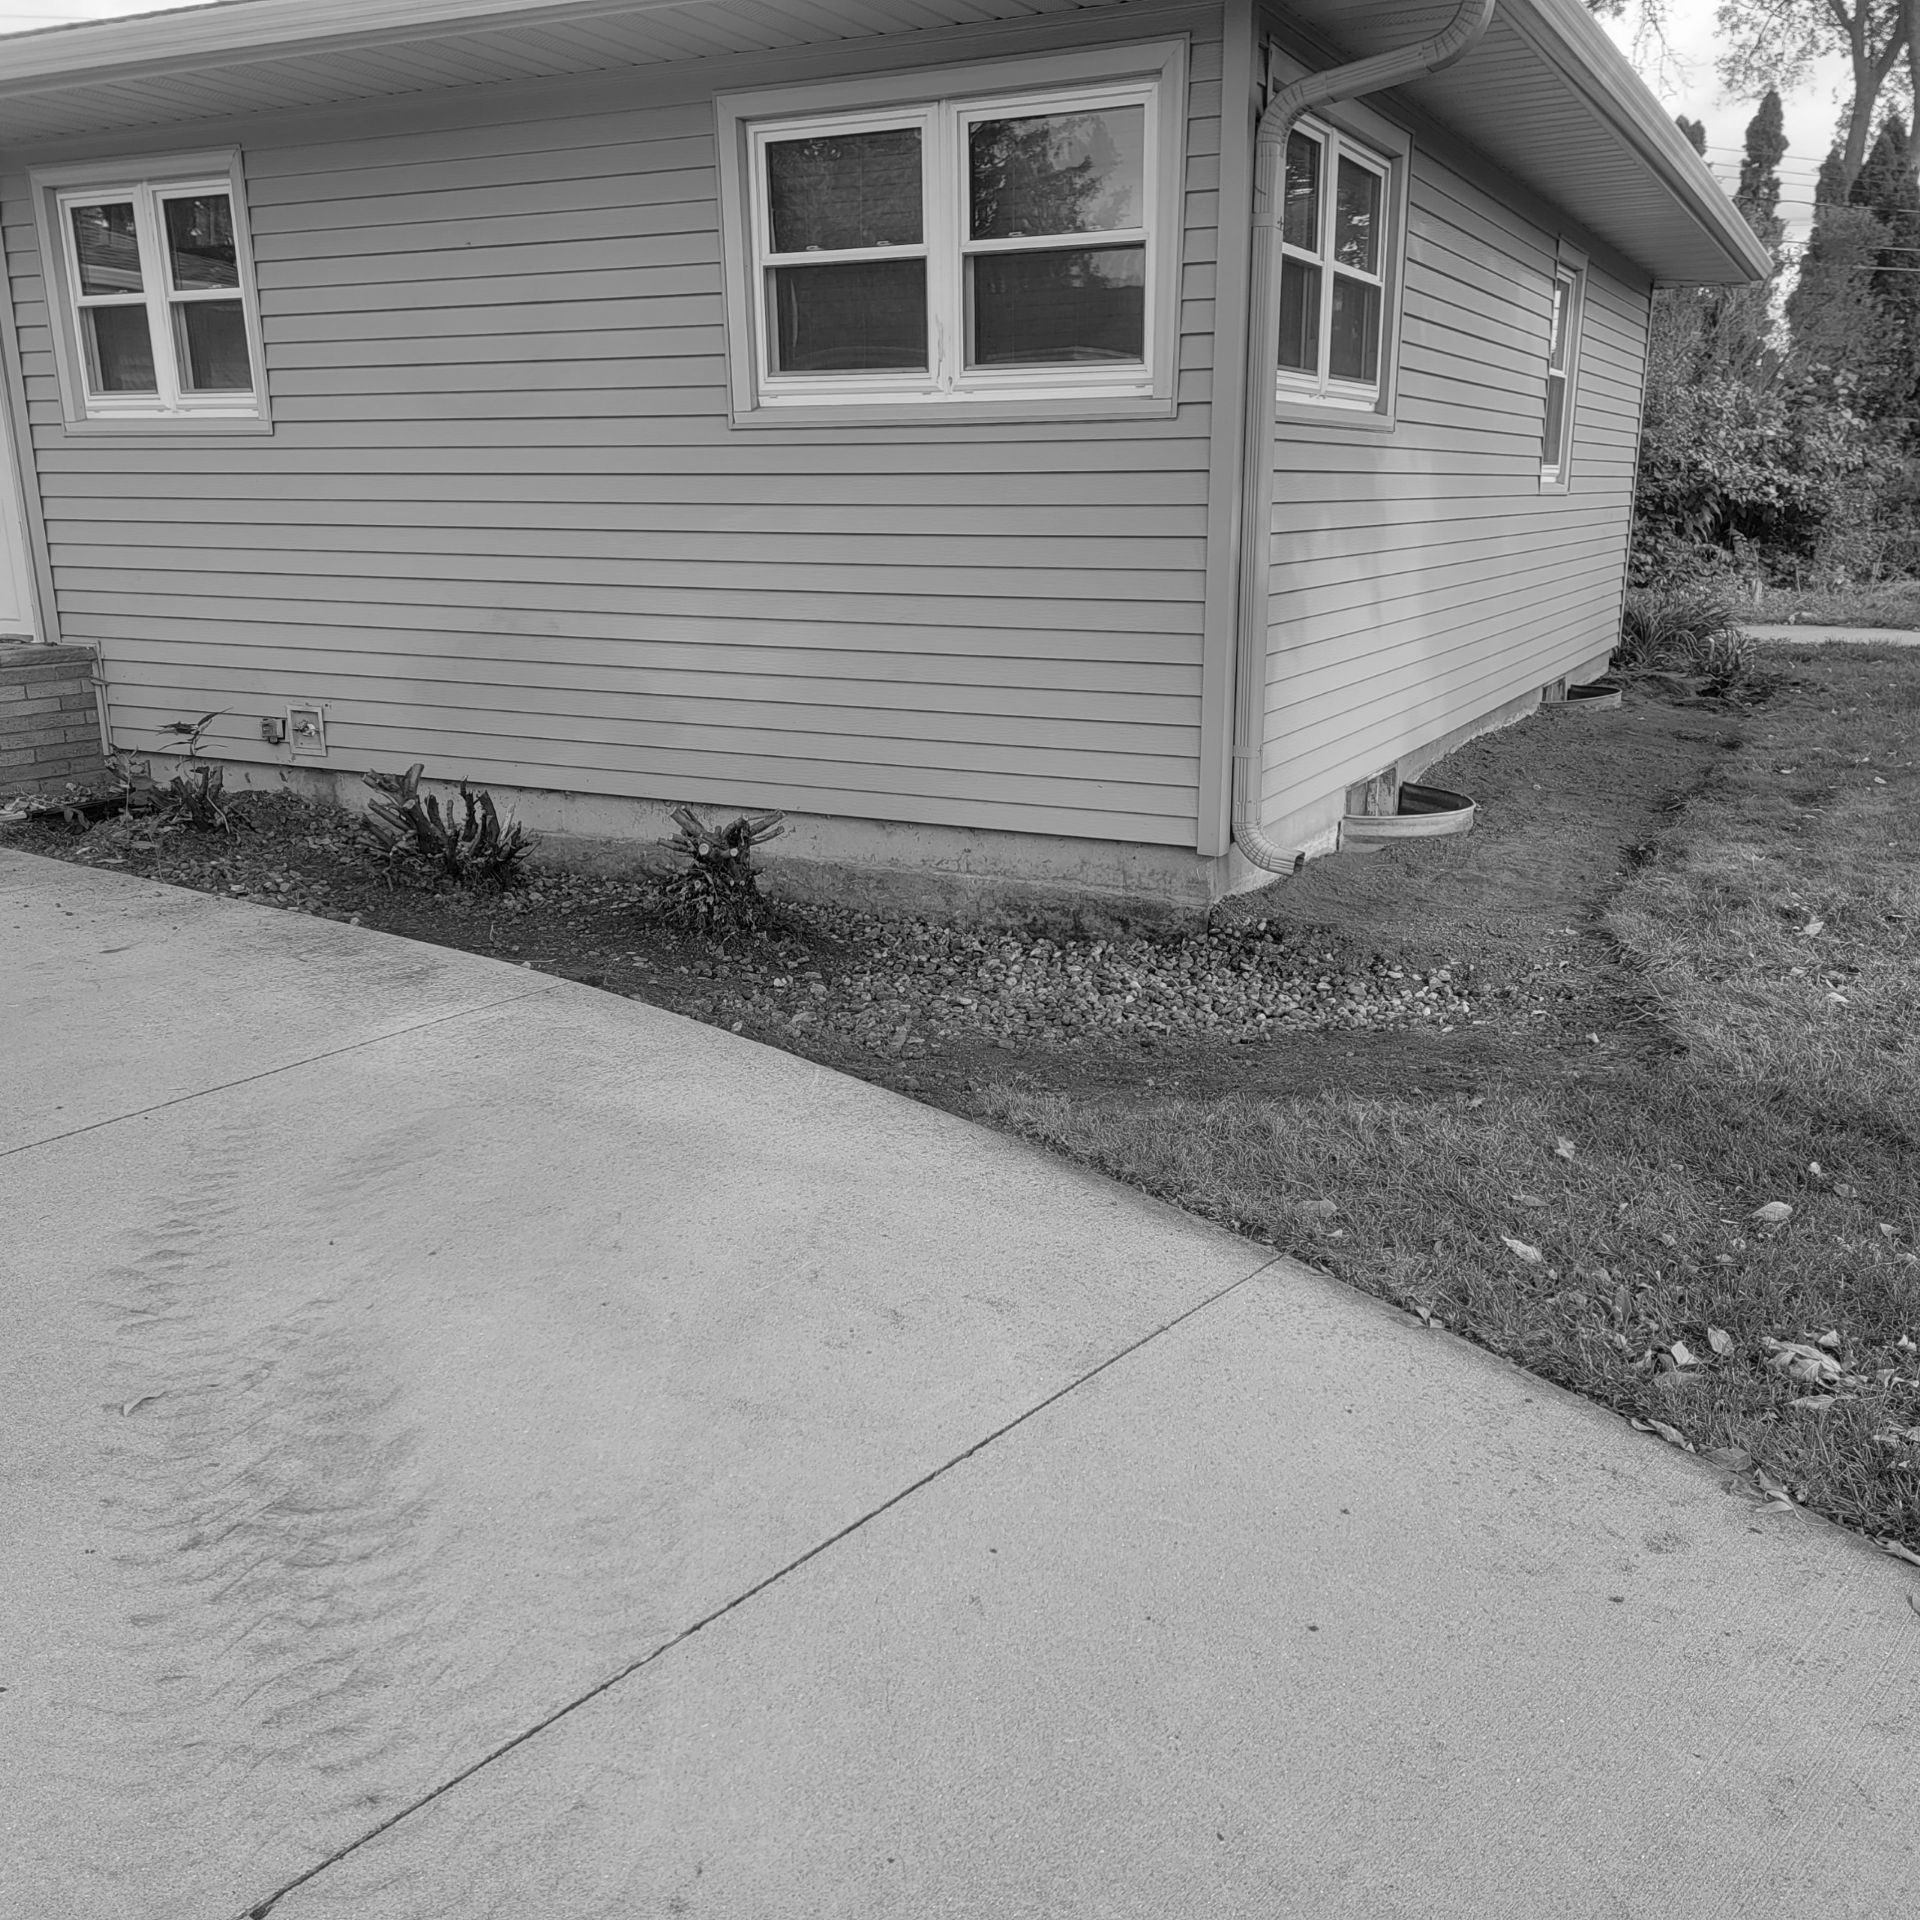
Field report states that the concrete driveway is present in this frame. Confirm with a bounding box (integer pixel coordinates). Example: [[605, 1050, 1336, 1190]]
[[3, 849, 1916, 1920]]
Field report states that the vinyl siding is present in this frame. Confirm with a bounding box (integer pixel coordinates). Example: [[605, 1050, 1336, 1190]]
[[2, 5, 1223, 847], [1261, 144, 1650, 820]]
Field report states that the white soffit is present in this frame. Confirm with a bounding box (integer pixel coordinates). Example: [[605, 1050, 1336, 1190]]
[[0, 0, 1107, 142], [1270, 0, 1771, 285]]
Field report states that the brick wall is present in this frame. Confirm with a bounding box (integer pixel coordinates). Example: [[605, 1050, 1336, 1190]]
[[0, 644, 106, 797]]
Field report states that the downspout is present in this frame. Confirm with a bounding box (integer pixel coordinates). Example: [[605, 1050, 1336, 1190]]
[[1231, 0, 1496, 873]]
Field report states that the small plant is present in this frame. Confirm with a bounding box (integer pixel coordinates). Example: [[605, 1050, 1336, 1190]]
[[1615, 584, 1756, 689], [158, 710, 224, 756], [165, 759, 246, 832], [658, 805, 784, 932], [361, 762, 535, 890]]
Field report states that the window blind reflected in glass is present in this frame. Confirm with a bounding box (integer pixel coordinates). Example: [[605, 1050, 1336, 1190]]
[[72, 202, 143, 295], [1277, 257, 1319, 371], [773, 257, 927, 371], [969, 244, 1144, 364], [1282, 134, 1320, 251], [1329, 276, 1380, 383], [968, 106, 1144, 239], [1548, 279, 1569, 369], [164, 194, 240, 290], [83, 305, 157, 392], [767, 129, 923, 252], [176, 299, 251, 390], [1333, 159, 1379, 272]]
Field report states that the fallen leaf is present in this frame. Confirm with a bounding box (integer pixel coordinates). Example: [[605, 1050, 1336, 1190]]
[[1511, 1191, 1548, 1209], [1501, 1235, 1544, 1265], [1754, 1469, 1792, 1499], [1702, 1445, 1753, 1471], [1883, 1541, 1920, 1570], [1792, 1394, 1837, 1411], [1630, 1417, 1693, 1451], [1815, 1328, 1843, 1352], [1807, 1161, 1823, 1177], [1706, 1326, 1734, 1357], [1752, 1201, 1794, 1225], [119, 1394, 160, 1417], [1800, 918, 1825, 936], [1909, 1593, 1920, 1622], [1298, 1198, 1339, 1220], [1554, 1137, 1576, 1161], [1670, 1341, 1700, 1369]]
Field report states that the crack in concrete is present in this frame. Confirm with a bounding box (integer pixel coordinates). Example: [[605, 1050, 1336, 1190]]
[[0, 985, 560, 1160], [236, 1251, 1291, 1919]]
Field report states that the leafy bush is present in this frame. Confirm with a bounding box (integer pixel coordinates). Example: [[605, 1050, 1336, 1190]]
[[658, 805, 784, 932], [362, 762, 534, 889]]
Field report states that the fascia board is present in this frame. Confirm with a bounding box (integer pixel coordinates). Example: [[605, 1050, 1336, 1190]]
[[0, 0, 703, 93], [1503, 0, 1773, 284]]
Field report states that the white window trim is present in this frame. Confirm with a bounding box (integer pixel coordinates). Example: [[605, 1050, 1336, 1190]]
[[1541, 243, 1587, 489], [715, 39, 1188, 427], [30, 148, 270, 436], [1273, 115, 1393, 412]]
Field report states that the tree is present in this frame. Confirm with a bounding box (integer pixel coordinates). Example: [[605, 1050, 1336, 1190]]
[[1716, 0, 1907, 186], [1735, 88, 1789, 244], [1676, 113, 1708, 154]]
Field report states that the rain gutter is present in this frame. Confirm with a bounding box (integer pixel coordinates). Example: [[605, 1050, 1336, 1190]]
[[1229, 0, 1497, 875]]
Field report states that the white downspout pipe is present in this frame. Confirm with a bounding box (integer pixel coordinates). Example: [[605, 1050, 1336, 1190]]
[[1231, 0, 1497, 873]]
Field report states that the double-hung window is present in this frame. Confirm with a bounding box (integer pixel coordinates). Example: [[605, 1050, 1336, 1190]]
[[33, 151, 268, 431], [717, 42, 1187, 421], [1275, 117, 1392, 409], [1541, 259, 1585, 484]]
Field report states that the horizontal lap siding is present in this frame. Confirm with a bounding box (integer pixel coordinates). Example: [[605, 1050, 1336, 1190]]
[[6, 11, 1222, 847], [1262, 147, 1649, 817]]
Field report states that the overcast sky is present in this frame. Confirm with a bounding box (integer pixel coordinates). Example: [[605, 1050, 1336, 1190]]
[[0, 0, 1857, 242]]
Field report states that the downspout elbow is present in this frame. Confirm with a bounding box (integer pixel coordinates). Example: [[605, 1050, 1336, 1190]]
[[1229, 0, 1496, 881]]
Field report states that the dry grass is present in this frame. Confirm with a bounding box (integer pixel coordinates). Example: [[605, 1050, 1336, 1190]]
[[983, 652, 1920, 1548]]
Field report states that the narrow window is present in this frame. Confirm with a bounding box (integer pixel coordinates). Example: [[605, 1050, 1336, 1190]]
[[36, 154, 268, 429], [1276, 120, 1392, 408], [1541, 265, 1583, 482]]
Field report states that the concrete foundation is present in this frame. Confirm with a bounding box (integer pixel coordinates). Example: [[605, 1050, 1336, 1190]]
[[126, 671, 1579, 931]]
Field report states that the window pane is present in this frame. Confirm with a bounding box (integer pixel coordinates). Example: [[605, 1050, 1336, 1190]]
[[1329, 274, 1380, 384], [1282, 133, 1321, 252], [1277, 257, 1320, 372], [164, 194, 240, 291], [1543, 373, 1566, 470], [83, 305, 158, 392], [772, 258, 927, 372], [1333, 158, 1381, 273], [767, 128, 923, 253], [969, 244, 1144, 365], [1547, 277, 1570, 371], [969, 106, 1145, 241], [175, 298, 252, 391], [71, 202, 143, 295]]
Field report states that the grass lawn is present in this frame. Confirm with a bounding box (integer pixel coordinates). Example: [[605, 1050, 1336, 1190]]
[[1751, 578, 1920, 630], [985, 647, 1920, 1551]]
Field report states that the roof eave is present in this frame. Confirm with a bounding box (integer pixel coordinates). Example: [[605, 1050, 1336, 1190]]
[[1503, 0, 1772, 284]]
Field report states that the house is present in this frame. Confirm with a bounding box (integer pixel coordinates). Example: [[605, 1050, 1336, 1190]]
[[0, 0, 1767, 915]]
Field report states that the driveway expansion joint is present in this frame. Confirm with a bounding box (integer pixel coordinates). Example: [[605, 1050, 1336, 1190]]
[[0, 983, 560, 1160], [234, 1250, 1288, 1920]]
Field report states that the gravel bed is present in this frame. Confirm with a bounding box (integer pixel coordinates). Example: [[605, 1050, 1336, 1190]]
[[8, 795, 1477, 1056], [665, 903, 1476, 1056]]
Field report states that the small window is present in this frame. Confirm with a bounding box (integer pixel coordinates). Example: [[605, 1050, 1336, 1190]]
[[717, 43, 1187, 421], [1275, 119, 1392, 409], [1541, 264, 1584, 483], [33, 152, 267, 431]]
